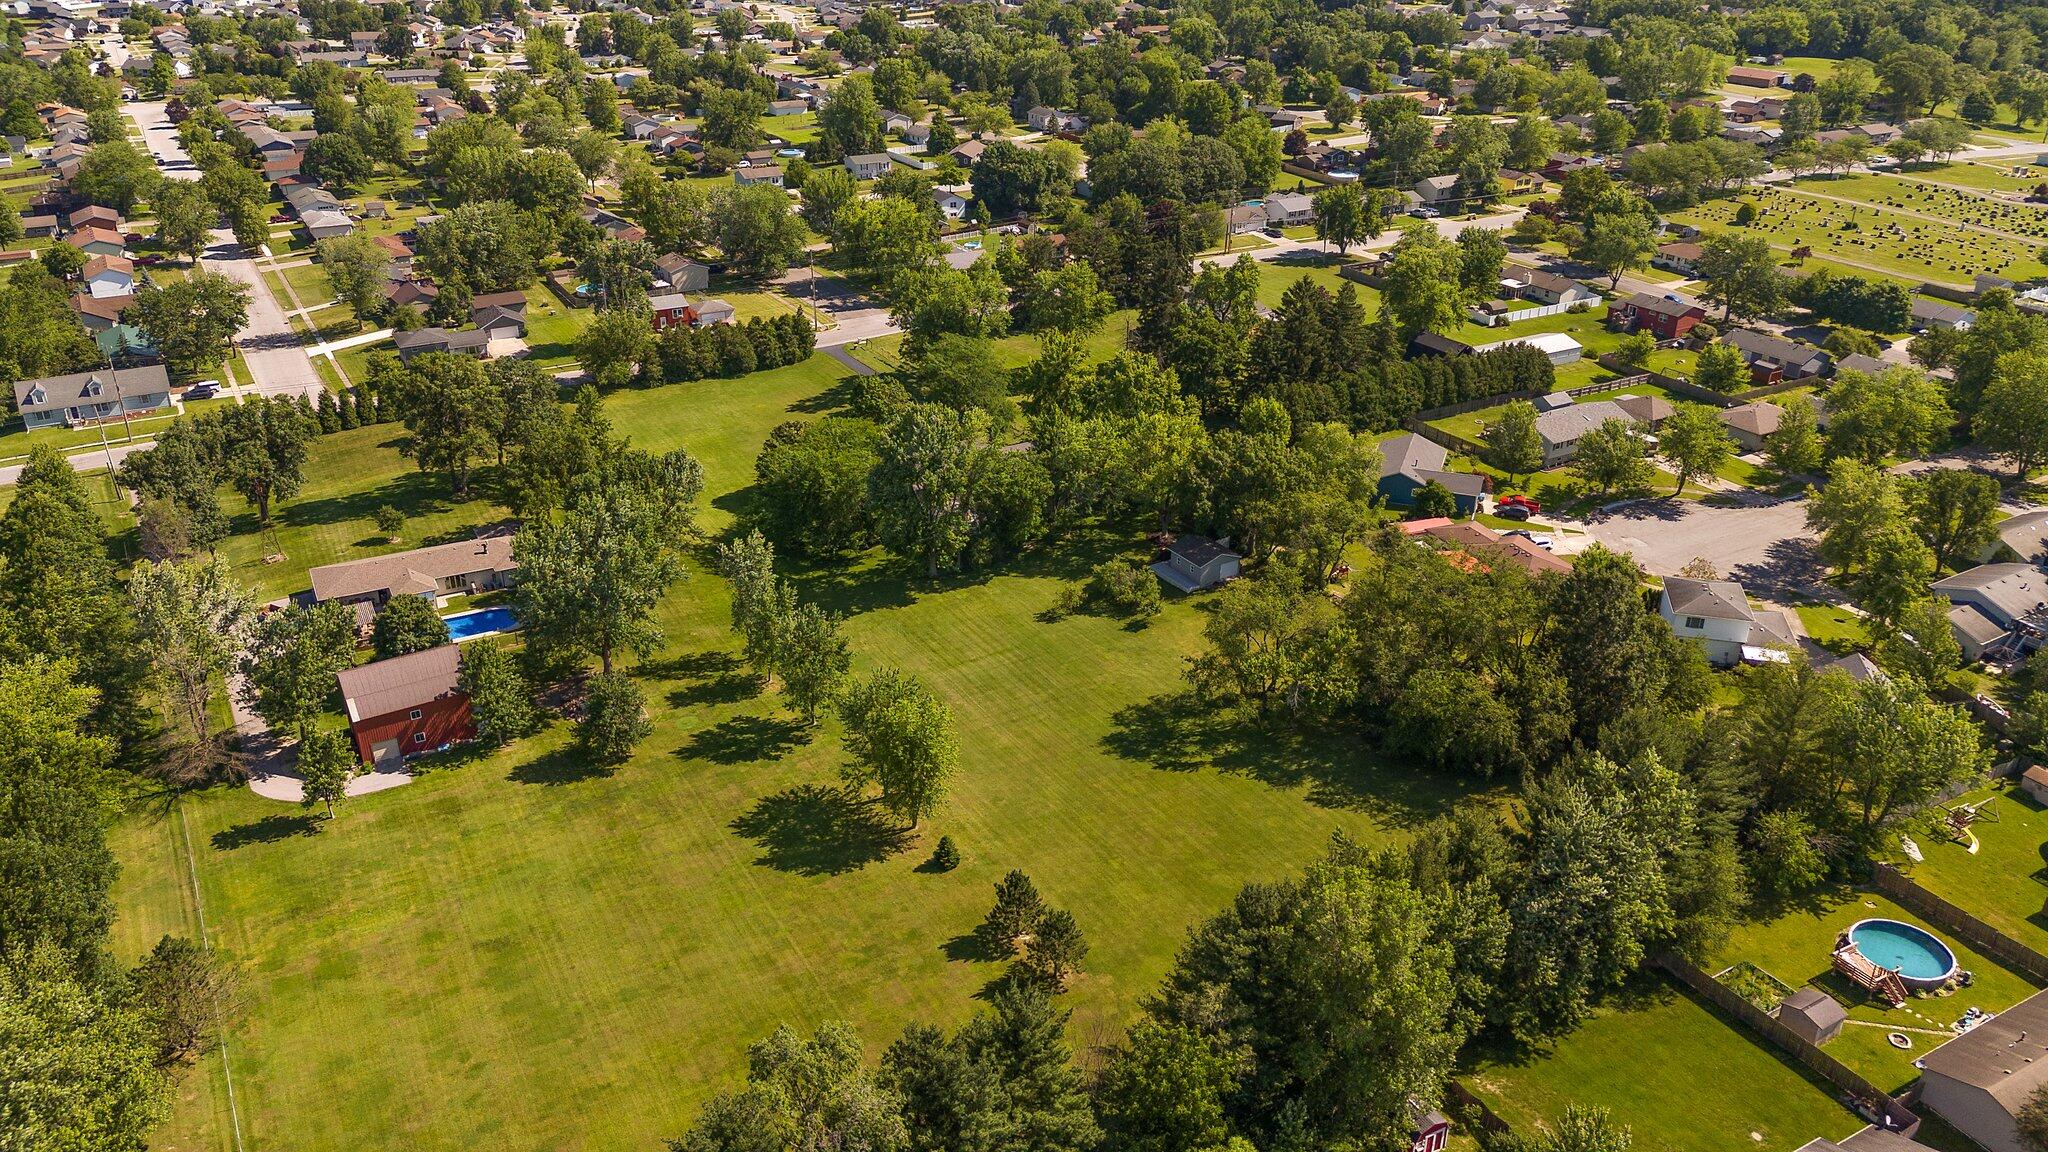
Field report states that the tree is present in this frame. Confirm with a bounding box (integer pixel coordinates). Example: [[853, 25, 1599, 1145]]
[[302, 132, 373, 193], [1828, 366, 1954, 465], [1580, 212, 1657, 290], [777, 603, 851, 724], [514, 471, 690, 675], [577, 305, 655, 391], [1766, 397, 1826, 476], [1979, 349, 2048, 478], [1096, 1021, 1241, 1152], [800, 166, 859, 239], [1456, 228, 1508, 303], [296, 726, 355, 818], [317, 234, 391, 331], [209, 398, 314, 523], [151, 179, 214, 264], [391, 352, 506, 496], [1659, 402, 1734, 495], [0, 656, 121, 968], [374, 505, 405, 542], [130, 935, 241, 1066], [1574, 418, 1655, 495], [578, 669, 651, 764], [710, 184, 810, 278], [1483, 399, 1543, 484], [2018, 1083, 2048, 1152], [0, 943, 169, 1147], [681, 1022, 907, 1152], [1020, 262, 1112, 335], [980, 870, 1045, 955], [1381, 227, 1467, 340], [1908, 469, 2002, 572], [130, 273, 250, 374], [72, 139, 158, 214], [1016, 907, 1087, 990], [1692, 342, 1748, 393], [833, 195, 939, 285], [1539, 1105, 1634, 1152], [869, 404, 985, 578], [458, 640, 536, 747], [127, 557, 250, 758], [838, 665, 957, 828], [1806, 459, 1906, 575], [1696, 232, 1785, 322], [1311, 183, 1366, 255], [370, 594, 451, 660], [239, 603, 357, 740]]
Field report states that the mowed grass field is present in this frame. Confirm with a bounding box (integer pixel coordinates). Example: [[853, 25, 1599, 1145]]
[[111, 345, 1474, 1151], [1900, 782, 2048, 957], [1461, 975, 1863, 1152]]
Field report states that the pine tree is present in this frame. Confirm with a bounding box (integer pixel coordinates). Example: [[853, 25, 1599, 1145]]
[[980, 870, 1045, 955]]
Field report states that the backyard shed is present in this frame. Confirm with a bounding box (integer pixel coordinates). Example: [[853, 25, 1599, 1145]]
[[1153, 535, 1242, 593], [2021, 764, 2048, 806], [1777, 988, 1846, 1045]]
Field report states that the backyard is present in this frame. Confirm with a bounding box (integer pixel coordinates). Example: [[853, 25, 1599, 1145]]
[[1901, 782, 2048, 959], [111, 343, 1476, 1150]]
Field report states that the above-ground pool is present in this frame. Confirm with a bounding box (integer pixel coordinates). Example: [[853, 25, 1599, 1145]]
[[444, 605, 518, 642], [1845, 919, 1959, 989]]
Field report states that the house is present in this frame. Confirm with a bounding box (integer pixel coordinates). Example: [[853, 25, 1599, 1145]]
[[1719, 401, 1785, 452], [300, 207, 355, 241], [734, 164, 784, 187], [1514, 268, 1598, 307], [67, 204, 118, 231], [1932, 563, 2048, 660], [12, 364, 172, 430], [1723, 328, 1830, 384], [1613, 394, 1674, 426], [1776, 989, 1846, 1045], [1987, 507, 2048, 565], [471, 305, 526, 341], [391, 326, 490, 361], [949, 139, 987, 166], [1152, 535, 1241, 593], [933, 187, 970, 219], [1658, 576, 1793, 665], [67, 224, 125, 257], [81, 253, 133, 298], [844, 152, 892, 180], [1025, 105, 1066, 132], [654, 253, 709, 292], [1609, 292, 1707, 340], [1532, 399, 1637, 466], [1653, 241, 1703, 274], [1911, 298, 1977, 331], [309, 534, 518, 607], [1416, 519, 1570, 576], [1263, 191, 1316, 227], [649, 291, 694, 331], [1413, 174, 1460, 205], [337, 643, 473, 768], [1917, 986, 2048, 1152], [20, 213, 58, 239], [1377, 433, 1486, 514], [691, 298, 736, 327], [766, 98, 807, 116], [1834, 352, 1888, 377], [70, 292, 152, 360], [1226, 204, 1267, 234]]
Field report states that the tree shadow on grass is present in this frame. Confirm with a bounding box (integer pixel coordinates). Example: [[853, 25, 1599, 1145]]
[[211, 813, 322, 850], [507, 745, 616, 786], [1103, 689, 1471, 824], [790, 376, 865, 415], [730, 784, 911, 876], [940, 929, 1002, 963], [680, 714, 810, 765]]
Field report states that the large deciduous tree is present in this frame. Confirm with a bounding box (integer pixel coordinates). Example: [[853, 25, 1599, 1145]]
[[838, 666, 957, 828]]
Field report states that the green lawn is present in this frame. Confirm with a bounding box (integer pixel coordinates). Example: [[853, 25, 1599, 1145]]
[[1906, 160, 2048, 194], [111, 344, 1474, 1150], [520, 286, 592, 368], [1708, 888, 2042, 1093], [1462, 974, 1862, 1152], [1900, 782, 2048, 959], [1795, 602, 1866, 653], [1251, 255, 1377, 311]]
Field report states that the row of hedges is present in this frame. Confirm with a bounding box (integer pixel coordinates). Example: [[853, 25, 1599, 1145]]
[[655, 313, 817, 384]]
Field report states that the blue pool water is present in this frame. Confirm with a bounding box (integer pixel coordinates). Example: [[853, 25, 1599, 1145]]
[[444, 606, 518, 641], [1848, 919, 1957, 981]]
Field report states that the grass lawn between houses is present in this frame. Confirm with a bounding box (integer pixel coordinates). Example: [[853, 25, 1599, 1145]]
[[1708, 888, 2043, 1094], [1897, 782, 2048, 960], [1462, 973, 1864, 1152], [111, 343, 1481, 1151]]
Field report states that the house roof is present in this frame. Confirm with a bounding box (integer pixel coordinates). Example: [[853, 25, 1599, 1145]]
[[1834, 352, 1888, 376], [472, 305, 524, 331], [1919, 987, 2048, 1111], [1613, 394, 1674, 424], [391, 326, 488, 353], [309, 535, 517, 603], [1911, 298, 1974, 324], [1422, 520, 1570, 575], [1932, 563, 2048, 626], [2001, 509, 2048, 565], [1379, 432, 1448, 480], [1621, 291, 1705, 319], [1819, 652, 1889, 682], [1168, 534, 1239, 567], [1532, 399, 1632, 445], [337, 642, 464, 724], [1720, 401, 1784, 437], [1949, 601, 2008, 645], [13, 364, 168, 414], [1475, 332, 1581, 357], [1724, 328, 1826, 369], [1664, 577, 1754, 622]]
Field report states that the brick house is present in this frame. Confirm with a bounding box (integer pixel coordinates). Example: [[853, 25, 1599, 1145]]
[[337, 644, 473, 768], [1609, 292, 1708, 340]]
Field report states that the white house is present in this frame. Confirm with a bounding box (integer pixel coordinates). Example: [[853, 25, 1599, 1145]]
[[1658, 577, 1792, 666], [82, 254, 134, 299], [933, 186, 970, 219], [1263, 191, 1316, 227]]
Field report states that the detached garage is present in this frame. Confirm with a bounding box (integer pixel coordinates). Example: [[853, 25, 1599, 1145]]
[[336, 644, 474, 767]]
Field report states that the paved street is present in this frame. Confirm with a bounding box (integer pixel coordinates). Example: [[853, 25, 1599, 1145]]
[[125, 99, 199, 180], [1564, 494, 1822, 592], [201, 230, 323, 400]]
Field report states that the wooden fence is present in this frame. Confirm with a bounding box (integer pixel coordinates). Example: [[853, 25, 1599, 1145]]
[[1869, 861, 2048, 985], [1654, 953, 1922, 1137], [1444, 1080, 1514, 1139]]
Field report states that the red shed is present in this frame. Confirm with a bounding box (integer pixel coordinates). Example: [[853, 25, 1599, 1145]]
[[336, 644, 473, 768]]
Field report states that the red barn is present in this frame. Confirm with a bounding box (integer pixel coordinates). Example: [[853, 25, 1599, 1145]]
[[336, 644, 473, 768], [1609, 292, 1708, 341]]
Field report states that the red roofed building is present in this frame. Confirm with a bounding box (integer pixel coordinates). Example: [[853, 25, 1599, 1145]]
[[336, 644, 473, 768]]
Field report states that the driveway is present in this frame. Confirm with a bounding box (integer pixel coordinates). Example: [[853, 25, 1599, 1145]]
[[1564, 494, 1824, 593], [201, 231, 322, 400]]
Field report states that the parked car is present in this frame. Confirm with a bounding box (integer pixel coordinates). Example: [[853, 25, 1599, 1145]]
[[1496, 494, 1541, 517], [182, 384, 217, 401]]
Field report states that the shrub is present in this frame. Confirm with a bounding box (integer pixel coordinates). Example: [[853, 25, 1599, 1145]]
[[373, 504, 405, 541], [928, 835, 960, 871], [1084, 560, 1162, 619], [578, 670, 650, 764], [1734, 201, 1758, 226]]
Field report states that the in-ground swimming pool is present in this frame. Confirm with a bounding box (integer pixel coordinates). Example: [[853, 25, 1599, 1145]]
[[443, 605, 518, 642], [1845, 919, 1959, 989]]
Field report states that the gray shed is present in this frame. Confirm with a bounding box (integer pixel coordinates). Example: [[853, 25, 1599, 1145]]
[[1779, 988, 1847, 1045]]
